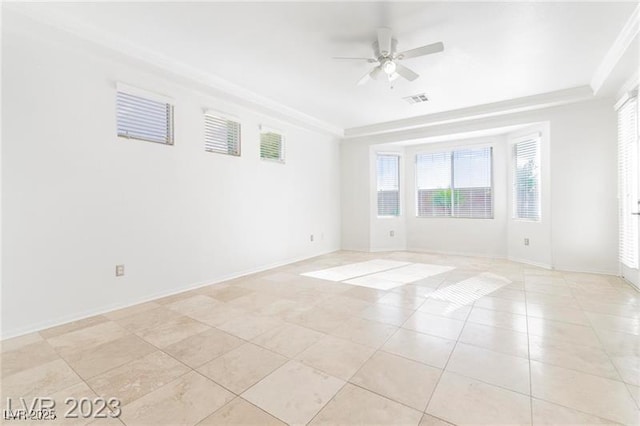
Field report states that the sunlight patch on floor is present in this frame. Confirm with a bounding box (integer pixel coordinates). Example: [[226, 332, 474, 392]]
[[344, 264, 455, 290], [303, 260, 455, 290], [301, 259, 409, 282], [429, 272, 512, 312]]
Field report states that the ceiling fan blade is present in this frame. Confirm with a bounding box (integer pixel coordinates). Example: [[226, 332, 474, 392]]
[[357, 66, 383, 85], [357, 72, 371, 86], [395, 63, 419, 81], [333, 57, 377, 63], [398, 42, 444, 60], [377, 27, 393, 57]]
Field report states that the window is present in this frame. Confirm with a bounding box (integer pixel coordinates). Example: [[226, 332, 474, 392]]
[[417, 152, 451, 216], [260, 128, 284, 162], [377, 154, 400, 216], [204, 112, 241, 156], [618, 94, 638, 268], [416, 147, 493, 218], [116, 84, 173, 145], [513, 138, 541, 221]]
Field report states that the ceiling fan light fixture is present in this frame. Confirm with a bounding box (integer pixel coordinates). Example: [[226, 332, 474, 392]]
[[382, 60, 397, 75]]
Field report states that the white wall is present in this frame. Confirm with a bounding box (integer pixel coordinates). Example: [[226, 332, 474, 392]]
[[341, 98, 618, 274], [547, 101, 618, 274], [404, 137, 508, 258], [340, 142, 370, 251], [1, 18, 341, 338]]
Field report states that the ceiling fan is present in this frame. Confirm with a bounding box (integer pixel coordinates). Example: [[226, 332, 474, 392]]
[[333, 27, 444, 86]]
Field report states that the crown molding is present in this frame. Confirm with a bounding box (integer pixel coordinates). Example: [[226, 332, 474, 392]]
[[3, 4, 344, 137], [591, 4, 640, 95], [344, 85, 595, 139], [616, 70, 639, 102], [344, 96, 609, 146]]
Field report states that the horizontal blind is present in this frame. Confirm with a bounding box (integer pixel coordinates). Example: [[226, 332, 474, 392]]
[[204, 113, 241, 156], [618, 96, 638, 268], [260, 131, 284, 161], [452, 147, 493, 218], [513, 139, 540, 220], [116, 91, 173, 145], [416, 152, 452, 217], [377, 154, 400, 216]]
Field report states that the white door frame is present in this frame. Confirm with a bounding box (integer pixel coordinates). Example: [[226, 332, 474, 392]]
[[618, 90, 640, 290]]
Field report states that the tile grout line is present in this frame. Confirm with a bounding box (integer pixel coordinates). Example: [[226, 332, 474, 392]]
[[43, 346, 134, 423], [193, 396, 285, 426], [300, 269, 458, 426], [522, 272, 534, 426], [115, 316, 298, 425], [341, 272, 488, 423], [42, 309, 263, 425], [303, 260, 416, 285], [306, 311, 416, 423], [420, 280, 476, 420], [304, 297, 429, 426], [526, 272, 636, 424], [580, 295, 640, 413]]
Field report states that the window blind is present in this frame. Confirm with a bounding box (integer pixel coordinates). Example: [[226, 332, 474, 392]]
[[416, 152, 452, 217], [260, 130, 284, 161], [513, 139, 540, 220], [377, 154, 400, 216], [453, 148, 492, 218], [618, 95, 639, 269], [416, 147, 492, 218], [116, 90, 174, 145], [204, 113, 241, 156]]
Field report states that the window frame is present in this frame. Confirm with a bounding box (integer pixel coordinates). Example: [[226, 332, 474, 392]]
[[203, 110, 242, 157], [616, 92, 639, 269], [376, 152, 402, 218], [512, 134, 542, 222], [116, 82, 174, 146], [259, 125, 285, 163], [415, 144, 494, 219]]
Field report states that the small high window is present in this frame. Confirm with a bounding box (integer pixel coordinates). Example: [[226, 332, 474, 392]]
[[116, 84, 173, 145], [260, 128, 284, 162], [204, 112, 241, 156]]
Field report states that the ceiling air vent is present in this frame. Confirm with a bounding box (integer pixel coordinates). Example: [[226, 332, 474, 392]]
[[404, 93, 429, 104]]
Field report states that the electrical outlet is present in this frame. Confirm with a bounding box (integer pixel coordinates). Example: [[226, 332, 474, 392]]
[[115, 264, 125, 277], [524, 238, 530, 246], [310, 234, 314, 242], [390, 230, 395, 237]]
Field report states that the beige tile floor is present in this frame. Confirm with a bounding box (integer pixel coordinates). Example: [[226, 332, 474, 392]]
[[2, 251, 640, 425]]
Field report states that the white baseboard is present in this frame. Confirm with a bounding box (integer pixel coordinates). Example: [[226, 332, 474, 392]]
[[369, 247, 408, 253], [340, 245, 371, 252], [406, 246, 507, 260], [362, 246, 616, 276], [622, 277, 640, 292], [550, 264, 618, 276], [506, 256, 553, 270], [1, 247, 339, 341]]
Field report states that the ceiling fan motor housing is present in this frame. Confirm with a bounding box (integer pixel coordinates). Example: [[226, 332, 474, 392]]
[[373, 39, 398, 59]]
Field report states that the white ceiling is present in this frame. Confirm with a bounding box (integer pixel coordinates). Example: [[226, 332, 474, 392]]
[[10, 2, 636, 130]]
